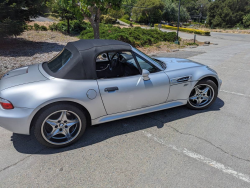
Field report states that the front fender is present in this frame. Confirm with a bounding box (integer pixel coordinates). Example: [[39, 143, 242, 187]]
[[165, 66, 220, 102]]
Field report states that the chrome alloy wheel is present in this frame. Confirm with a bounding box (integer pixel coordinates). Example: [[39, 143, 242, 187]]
[[41, 110, 82, 145], [188, 84, 215, 108]]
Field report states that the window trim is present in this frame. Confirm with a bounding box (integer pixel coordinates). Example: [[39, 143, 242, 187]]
[[132, 47, 164, 71], [132, 52, 161, 74]]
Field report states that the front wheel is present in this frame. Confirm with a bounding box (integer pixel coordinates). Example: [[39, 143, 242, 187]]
[[34, 104, 87, 148], [186, 79, 218, 110]]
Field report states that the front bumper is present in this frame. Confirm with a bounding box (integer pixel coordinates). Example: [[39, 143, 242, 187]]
[[0, 107, 34, 135]]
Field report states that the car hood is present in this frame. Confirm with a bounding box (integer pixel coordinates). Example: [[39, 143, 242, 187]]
[[154, 57, 204, 71], [0, 64, 48, 91]]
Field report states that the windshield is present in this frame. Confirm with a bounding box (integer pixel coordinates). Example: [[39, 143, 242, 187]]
[[132, 48, 166, 69], [47, 49, 72, 73]]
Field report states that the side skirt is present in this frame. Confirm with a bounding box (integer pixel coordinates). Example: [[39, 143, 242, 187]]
[[92, 100, 187, 125]]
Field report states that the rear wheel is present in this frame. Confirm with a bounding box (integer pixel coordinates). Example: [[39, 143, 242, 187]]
[[34, 104, 86, 148], [186, 79, 218, 110]]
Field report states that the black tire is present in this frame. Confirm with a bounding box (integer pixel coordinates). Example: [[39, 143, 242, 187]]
[[186, 79, 218, 110], [34, 103, 87, 148]]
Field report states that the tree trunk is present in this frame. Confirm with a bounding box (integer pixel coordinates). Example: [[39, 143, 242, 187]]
[[90, 21, 100, 39], [83, 7, 101, 39], [67, 18, 70, 34]]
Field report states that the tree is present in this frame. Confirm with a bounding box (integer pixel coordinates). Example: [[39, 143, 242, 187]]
[[163, 0, 190, 22], [175, 0, 210, 16], [47, 0, 82, 34], [0, 0, 46, 38], [71, 0, 122, 39], [122, 0, 138, 17], [207, 0, 250, 28], [132, 0, 165, 24]]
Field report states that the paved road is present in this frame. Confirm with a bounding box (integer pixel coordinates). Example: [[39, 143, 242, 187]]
[[30, 16, 54, 22], [1, 32, 250, 187]]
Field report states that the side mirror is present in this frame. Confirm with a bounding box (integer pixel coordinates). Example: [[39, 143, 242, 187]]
[[142, 69, 150, 81]]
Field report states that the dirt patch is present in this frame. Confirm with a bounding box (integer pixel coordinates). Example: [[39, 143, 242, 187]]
[[138, 39, 203, 55], [0, 31, 78, 77], [27, 21, 56, 28]]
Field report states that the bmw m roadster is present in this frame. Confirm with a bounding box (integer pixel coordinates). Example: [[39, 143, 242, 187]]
[[0, 39, 222, 147]]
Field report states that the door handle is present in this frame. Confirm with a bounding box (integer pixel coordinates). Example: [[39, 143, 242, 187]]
[[104, 87, 119, 92]]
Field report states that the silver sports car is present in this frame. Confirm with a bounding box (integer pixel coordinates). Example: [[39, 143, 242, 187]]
[[0, 39, 222, 148]]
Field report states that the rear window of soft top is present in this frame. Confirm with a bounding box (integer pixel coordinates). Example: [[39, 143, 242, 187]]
[[47, 49, 72, 72]]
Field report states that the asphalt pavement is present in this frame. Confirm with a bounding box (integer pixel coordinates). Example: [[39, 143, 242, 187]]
[[1, 31, 250, 187]]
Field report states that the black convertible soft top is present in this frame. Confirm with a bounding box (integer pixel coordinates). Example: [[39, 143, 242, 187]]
[[43, 39, 132, 80]]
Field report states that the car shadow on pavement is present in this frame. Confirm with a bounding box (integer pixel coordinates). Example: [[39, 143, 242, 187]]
[[11, 98, 224, 154], [0, 38, 65, 57]]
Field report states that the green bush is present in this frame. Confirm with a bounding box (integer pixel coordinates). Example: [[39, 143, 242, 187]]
[[24, 25, 33, 31], [119, 18, 131, 24], [79, 24, 177, 47], [100, 15, 116, 24], [34, 23, 40, 31], [40, 26, 48, 31], [243, 14, 250, 28], [49, 23, 58, 31], [32, 24, 47, 31], [49, 20, 90, 34], [121, 14, 130, 20]]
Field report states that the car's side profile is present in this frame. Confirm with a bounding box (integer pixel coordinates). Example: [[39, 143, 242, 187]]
[[0, 39, 222, 148]]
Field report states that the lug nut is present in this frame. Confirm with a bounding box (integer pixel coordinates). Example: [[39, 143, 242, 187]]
[[55, 125, 58, 128], [59, 128, 62, 131], [65, 126, 68, 128]]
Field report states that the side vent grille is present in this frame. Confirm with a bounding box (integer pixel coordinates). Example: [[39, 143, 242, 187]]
[[170, 75, 192, 85], [177, 76, 190, 83]]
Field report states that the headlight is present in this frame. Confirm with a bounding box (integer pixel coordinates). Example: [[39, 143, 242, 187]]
[[207, 66, 217, 74]]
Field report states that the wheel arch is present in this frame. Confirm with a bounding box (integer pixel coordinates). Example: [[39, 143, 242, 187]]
[[30, 101, 92, 134], [198, 76, 219, 88]]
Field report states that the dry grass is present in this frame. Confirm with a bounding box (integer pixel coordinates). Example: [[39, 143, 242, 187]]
[[27, 21, 56, 28]]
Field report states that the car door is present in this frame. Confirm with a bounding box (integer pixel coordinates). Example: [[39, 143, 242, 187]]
[[97, 52, 170, 115]]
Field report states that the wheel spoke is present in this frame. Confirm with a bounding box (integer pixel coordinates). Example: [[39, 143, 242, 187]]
[[203, 96, 210, 101], [66, 119, 79, 127], [58, 110, 68, 121], [189, 96, 198, 100], [46, 119, 57, 127], [47, 129, 60, 139], [62, 128, 72, 140], [195, 87, 202, 95], [202, 87, 210, 95]]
